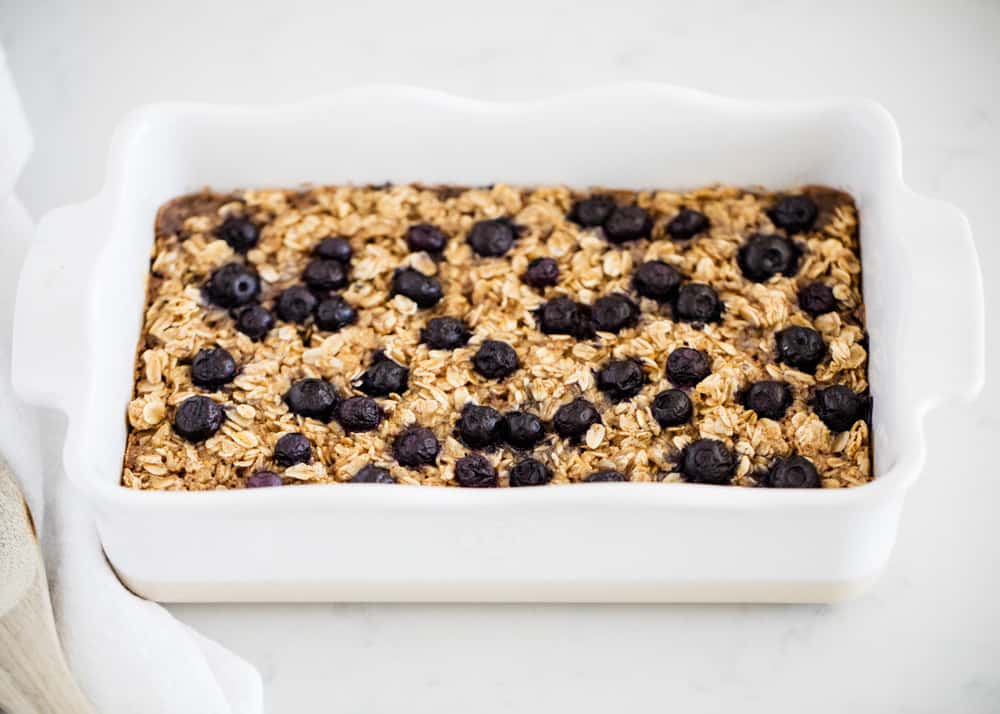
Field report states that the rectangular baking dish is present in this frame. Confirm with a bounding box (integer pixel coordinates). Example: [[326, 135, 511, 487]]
[[11, 84, 984, 603]]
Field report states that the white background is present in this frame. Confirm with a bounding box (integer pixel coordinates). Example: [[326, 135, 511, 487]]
[[2, 0, 998, 712]]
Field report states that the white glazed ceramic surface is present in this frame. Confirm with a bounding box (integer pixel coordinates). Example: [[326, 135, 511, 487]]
[[11, 84, 985, 602]]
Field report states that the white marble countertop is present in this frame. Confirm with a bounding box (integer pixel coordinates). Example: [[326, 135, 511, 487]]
[[3, 0, 998, 711]]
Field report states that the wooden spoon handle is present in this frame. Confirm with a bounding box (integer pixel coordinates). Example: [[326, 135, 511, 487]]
[[0, 461, 95, 714], [0, 550, 96, 714], [0, 548, 96, 714]]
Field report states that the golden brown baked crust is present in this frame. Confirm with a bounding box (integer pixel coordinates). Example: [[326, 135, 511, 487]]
[[123, 183, 869, 490]]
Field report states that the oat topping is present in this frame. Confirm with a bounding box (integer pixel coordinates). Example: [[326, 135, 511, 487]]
[[123, 183, 870, 491]]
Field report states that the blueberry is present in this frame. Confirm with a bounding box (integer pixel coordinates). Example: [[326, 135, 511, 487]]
[[246, 471, 282, 488], [666, 347, 711, 387], [813, 385, 865, 432], [455, 453, 498, 488], [393, 426, 440, 467], [275, 285, 318, 324], [190, 347, 238, 389], [405, 223, 448, 254], [553, 398, 601, 440], [569, 195, 615, 227], [798, 283, 837, 316], [336, 396, 383, 433], [303, 258, 348, 292], [584, 470, 628, 482], [666, 208, 709, 240], [737, 234, 800, 282], [173, 395, 224, 442], [391, 267, 443, 308], [273, 432, 311, 466], [314, 236, 353, 263], [766, 455, 820, 488], [351, 464, 396, 484], [633, 261, 682, 301], [472, 340, 519, 380], [776, 326, 827, 373], [768, 195, 818, 234], [596, 360, 645, 402], [536, 297, 594, 339], [592, 293, 639, 334], [216, 215, 259, 253], [235, 305, 275, 340], [456, 403, 506, 448], [504, 411, 545, 449], [285, 378, 339, 420], [468, 218, 517, 257], [523, 257, 560, 288], [509, 458, 552, 487], [674, 283, 723, 323], [314, 296, 357, 332], [603, 205, 653, 243], [421, 317, 470, 350], [651, 389, 693, 427], [358, 354, 409, 396], [207, 263, 260, 308], [743, 381, 793, 420], [680, 439, 736, 485]]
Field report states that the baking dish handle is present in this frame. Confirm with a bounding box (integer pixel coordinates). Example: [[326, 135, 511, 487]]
[[899, 190, 985, 410], [12, 198, 105, 416]]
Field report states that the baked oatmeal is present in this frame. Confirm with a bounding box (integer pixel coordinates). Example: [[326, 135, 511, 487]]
[[123, 183, 870, 490]]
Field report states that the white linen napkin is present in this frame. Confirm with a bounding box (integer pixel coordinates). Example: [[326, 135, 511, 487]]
[[1, 45, 263, 714], [43, 471, 263, 714]]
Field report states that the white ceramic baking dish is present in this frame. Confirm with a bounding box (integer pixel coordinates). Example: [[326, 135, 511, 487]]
[[11, 84, 984, 603]]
